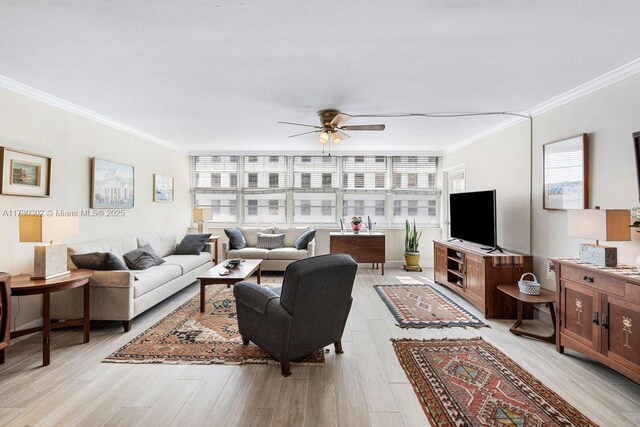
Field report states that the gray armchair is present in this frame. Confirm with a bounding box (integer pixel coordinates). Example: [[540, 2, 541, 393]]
[[233, 254, 358, 377]]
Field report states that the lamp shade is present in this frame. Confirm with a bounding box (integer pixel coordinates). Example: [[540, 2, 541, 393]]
[[193, 208, 212, 222], [567, 209, 630, 242], [19, 215, 79, 243]]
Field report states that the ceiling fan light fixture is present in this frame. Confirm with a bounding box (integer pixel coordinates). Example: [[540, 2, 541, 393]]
[[318, 131, 329, 144], [330, 132, 341, 144]]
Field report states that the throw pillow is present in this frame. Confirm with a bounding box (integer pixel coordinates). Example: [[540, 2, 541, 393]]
[[224, 228, 246, 250], [294, 229, 316, 250], [70, 252, 129, 271], [256, 232, 285, 250], [174, 233, 211, 255], [123, 244, 165, 270]]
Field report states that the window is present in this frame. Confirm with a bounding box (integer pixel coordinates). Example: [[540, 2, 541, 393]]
[[392, 156, 437, 190], [301, 173, 311, 188], [301, 156, 311, 162], [393, 173, 401, 188], [248, 156, 258, 163], [269, 199, 279, 215], [300, 200, 311, 215], [354, 173, 365, 188], [229, 173, 237, 187], [375, 173, 385, 188], [322, 200, 332, 216], [375, 200, 385, 216], [355, 156, 365, 163], [408, 200, 418, 216], [211, 173, 221, 188], [248, 173, 258, 188], [247, 199, 258, 216], [343, 156, 387, 189], [375, 156, 385, 163], [322, 173, 332, 188], [269, 156, 279, 163], [343, 193, 386, 224], [392, 194, 439, 226], [408, 173, 417, 188], [269, 173, 279, 188]]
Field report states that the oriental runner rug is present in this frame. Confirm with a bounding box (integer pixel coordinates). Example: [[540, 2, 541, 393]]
[[374, 283, 487, 328], [392, 338, 597, 427], [105, 277, 324, 366]]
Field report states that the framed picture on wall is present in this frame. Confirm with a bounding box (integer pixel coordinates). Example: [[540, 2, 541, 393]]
[[633, 131, 640, 202], [91, 158, 134, 208], [543, 134, 588, 210], [0, 147, 51, 197], [153, 174, 174, 202]]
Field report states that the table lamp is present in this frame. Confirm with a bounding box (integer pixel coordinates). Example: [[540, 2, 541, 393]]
[[193, 208, 212, 234], [19, 215, 79, 279], [567, 208, 630, 267]]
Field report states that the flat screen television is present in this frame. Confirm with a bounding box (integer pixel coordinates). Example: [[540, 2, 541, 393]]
[[450, 190, 497, 248]]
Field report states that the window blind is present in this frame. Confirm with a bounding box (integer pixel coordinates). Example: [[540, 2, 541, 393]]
[[243, 155, 288, 189], [342, 156, 387, 189], [391, 156, 437, 189], [193, 155, 239, 189], [293, 156, 338, 189]]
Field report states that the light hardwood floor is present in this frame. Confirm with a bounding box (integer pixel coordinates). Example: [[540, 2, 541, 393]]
[[1, 267, 639, 426]]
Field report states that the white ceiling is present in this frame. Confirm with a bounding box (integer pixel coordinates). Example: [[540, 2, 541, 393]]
[[1, 1, 640, 154]]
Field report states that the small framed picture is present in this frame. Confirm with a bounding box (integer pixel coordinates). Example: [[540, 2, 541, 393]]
[[543, 134, 588, 210], [0, 147, 51, 197], [91, 158, 134, 208], [153, 174, 174, 202]]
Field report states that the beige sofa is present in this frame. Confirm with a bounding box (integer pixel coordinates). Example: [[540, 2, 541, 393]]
[[50, 230, 212, 332], [222, 227, 315, 271]]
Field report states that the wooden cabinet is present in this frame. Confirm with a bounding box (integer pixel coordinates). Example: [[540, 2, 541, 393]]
[[329, 232, 385, 275], [0, 273, 10, 364], [553, 259, 640, 383], [433, 241, 533, 319]]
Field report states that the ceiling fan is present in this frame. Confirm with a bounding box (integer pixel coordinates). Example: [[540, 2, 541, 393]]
[[278, 109, 386, 144]]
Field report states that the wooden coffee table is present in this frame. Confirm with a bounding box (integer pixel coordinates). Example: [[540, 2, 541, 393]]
[[8, 269, 94, 366], [498, 284, 556, 343], [198, 259, 262, 313]]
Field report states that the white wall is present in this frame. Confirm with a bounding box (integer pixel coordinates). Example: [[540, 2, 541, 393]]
[[443, 72, 640, 290], [0, 87, 191, 328], [442, 122, 532, 255]]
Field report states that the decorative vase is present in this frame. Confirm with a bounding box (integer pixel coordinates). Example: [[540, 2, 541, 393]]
[[351, 223, 361, 234], [404, 252, 421, 267], [636, 254, 640, 272]]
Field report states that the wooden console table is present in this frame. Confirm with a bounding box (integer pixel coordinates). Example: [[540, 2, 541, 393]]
[[434, 240, 533, 318], [329, 232, 385, 275], [552, 258, 640, 383], [7, 270, 93, 366], [0, 273, 10, 364]]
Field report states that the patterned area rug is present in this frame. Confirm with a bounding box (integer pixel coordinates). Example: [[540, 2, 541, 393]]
[[105, 277, 324, 366], [374, 283, 487, 328], [393, 338, 597, 427]]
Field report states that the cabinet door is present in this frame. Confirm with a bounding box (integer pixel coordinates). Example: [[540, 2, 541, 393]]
[[601, 295, 640, 373], [465, 255, 484, 299], [434, 245, 447, 276], [560, 280, 600, 351]]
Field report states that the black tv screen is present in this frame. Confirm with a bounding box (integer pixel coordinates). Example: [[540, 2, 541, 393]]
[[450, 190, 497, 247]]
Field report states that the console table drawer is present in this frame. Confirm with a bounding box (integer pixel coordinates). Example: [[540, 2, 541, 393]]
[[561, 265, 625, 296]]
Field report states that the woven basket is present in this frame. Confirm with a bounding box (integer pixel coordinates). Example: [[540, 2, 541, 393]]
[[518, 273, 541, 295]]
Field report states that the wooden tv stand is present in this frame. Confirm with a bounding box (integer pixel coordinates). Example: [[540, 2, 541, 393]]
[[433, 240, 533, 319]]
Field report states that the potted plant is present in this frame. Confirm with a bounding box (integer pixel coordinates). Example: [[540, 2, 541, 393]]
[[351, 216, 363, 234], [404, 219, 422, 266]]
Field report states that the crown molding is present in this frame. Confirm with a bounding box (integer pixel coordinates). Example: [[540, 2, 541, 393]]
[[0, 74, 187, 154], [443, 56, 640, 155]]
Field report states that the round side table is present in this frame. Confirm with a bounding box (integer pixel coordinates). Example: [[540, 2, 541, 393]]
[[8, 269, 94, 366]]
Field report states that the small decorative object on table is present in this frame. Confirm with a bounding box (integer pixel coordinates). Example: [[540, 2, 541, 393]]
[[350, 216, 362, 234], [518, 273, 541, 296], [363, 216, 376, 234]]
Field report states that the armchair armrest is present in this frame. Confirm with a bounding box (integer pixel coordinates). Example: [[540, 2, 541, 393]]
[[222, 241, 230, 257], [307, 240, 316, 257], [234, 282, 279, 314]]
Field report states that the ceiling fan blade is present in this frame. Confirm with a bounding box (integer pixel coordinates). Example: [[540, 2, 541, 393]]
[[278, 121, 322, 129], [330, 113, 352, 127], [288, 130, 321, 138], [335, 130, 350, 140], [340, 124, 386, 131]]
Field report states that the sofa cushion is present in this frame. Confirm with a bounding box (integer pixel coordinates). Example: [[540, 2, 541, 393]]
[[274, 227, 309, 248], [136, 230, 177, 258], [240, 227, 274, 247], [124, 244, 166, 270], [294, 230, 316, 250], [70, 252, 129, 271], [224, 228, 246, 250], [67, 236, 137, 269], [227, 248, 269, 259], [163, 252, 211, 274], [133, 264, 182, 298], [266, 248, 309, 261], [256, 232, 285, 250], [175, 233, 211, 255]]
